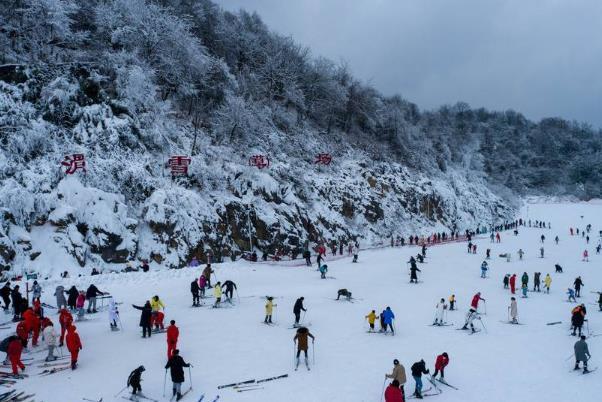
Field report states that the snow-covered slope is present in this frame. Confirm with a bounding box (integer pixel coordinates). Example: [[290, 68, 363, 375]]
[[4, 200, 601, 402]]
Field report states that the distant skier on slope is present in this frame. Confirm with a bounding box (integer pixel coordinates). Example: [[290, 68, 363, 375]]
[[409, 261, 421, 284], [480, 261, 488, 278], [503, 274, 510, 289], [574, 277, 584, 298], [544, 274, 552, 294], [336, 289, 352, 301], [65, 325, 82, 370], [509, 297, 518, 323], [533, 272, 541, 292], [470, 292, 485, 312], [166, 320, 179, 360], [293, 297, 306, 326], [109, 299, 119, 331], [433, 298, 447, 326], [150, 295, 166, 330], [365, 310, 377, 332], [448, 294, 456, 311], [293, 327, 315, 371], [571, 305, 586, 337], [213, 282, 222, 308], [190, 279, 200, 307]]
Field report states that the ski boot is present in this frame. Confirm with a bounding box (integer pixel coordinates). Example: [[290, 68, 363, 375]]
[[295, 357, 300, 371], [574, 364, 580, 371], [305, 357, 310, 371]]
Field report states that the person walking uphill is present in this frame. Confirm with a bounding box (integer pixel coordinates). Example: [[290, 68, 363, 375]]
[[133, 301, 153, 338], [293, 327, 315, 371], [166, 320, 179, 360], [574, 336, 592, 373], [165, 349, 191, 401], [65, 325, 82, 370], [410, 359, 430, 399], [293, 297, 306, 326], [385, 359, 407, 395]]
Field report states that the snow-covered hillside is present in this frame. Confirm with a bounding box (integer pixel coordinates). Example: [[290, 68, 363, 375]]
[[3, 200, 601, 402]]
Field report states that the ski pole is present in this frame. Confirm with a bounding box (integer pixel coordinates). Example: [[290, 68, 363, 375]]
[[380, 378, 387, 402], [114, 385, 128, 397], [188, 366, 193, 391], [163, 369, 167, 397], [235, 288, 240, 304], [301, 310, 306, 325], [480, 318, 488, 333], [312, 340, 315, 365]]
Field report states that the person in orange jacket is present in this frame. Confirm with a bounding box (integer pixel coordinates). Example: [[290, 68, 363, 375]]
[[7, 336, 25, 376], [58, 307, 73, 347], [166, 320, 179, 360], [16, 320, 28, 349], [65, 325, 82, 370]]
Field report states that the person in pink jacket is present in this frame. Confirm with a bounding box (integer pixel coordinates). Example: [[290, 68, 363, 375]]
[[76, 291, 86, 320], [198, 276, 207, 298]]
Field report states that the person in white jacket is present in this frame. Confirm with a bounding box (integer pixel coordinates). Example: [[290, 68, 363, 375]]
[[433, 298, 447, 326], [109, 299, 120, 331], [509, 297, 518, 324], [43, 322, 58, 362]]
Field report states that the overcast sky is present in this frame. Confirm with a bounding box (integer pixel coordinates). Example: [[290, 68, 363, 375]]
[[217, 0, 602, 128]]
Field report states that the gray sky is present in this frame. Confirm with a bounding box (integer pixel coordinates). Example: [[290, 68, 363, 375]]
[[217, 0, 602, 128]]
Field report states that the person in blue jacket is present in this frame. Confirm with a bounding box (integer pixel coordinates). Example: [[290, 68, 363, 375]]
[[382, 306, 395, 334], [480, 261, 488, 278]]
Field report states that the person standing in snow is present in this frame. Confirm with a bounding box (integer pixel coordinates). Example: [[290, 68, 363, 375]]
[[352, 245, 359, 263], [382, 307, 395, 334], [132, 301, 153, 338], [7, 335, 25, 376], [293, 297, 306, 326], [449, 295, 456, 311], [433, 298, 447, 326], [384, 379, 403, 402], [43, 321, 58, 362], [539, 247, 544, 258], [480, 261, 488, 278], [75, 291, 86, 320], [198, 276, 206, 298], [486, 248, 491, 259], [221, 280, 237, 302], [574, 336, 591, 374], [316, 253, 323, 269], [31, 281, 42, 300], [521, 283, 528, 298], [11, 286, 24, 321], [264, 297, 277, 324], [533, 272, 541, 292], [540, 234, 545, 243], [67, 286, 78, 311], [385, 359, 407, 395], [365, 310, 377, 332], [518, 249, 524, 260], [503, 274, 510, 289], [166, 320, 179, 360], [303, 249, 311, 266], [432, 353, 449, 380], [190, 279, 200, 307], [574, 277, 584, 298], [521, 272, 529, 289], [127, 365, 145, 396], [544, 274, 552, 294], [293, 327, 315, 370], [410, 359, 430, 399], [202, 264, 214, 288], [54, 286, 67, 310], [571, 305, 586, 337], [0, 283, 11, 312], [109, 299, 119, 331], [509, 297, 518, 323], [85, 284, 106, 314], [165, 349, 191, 401], [409, 260, 421, 284], [150, 295, 165, 329], [213, 282, 222, 308], [58, 307, 73, 347], [65, 325, 82, 370]]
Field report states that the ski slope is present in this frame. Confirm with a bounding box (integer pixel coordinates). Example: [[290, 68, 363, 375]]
[[5, 200, 602, 402]]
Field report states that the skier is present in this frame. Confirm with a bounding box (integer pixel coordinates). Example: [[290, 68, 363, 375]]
[[11, 285, 23, 321], [533, 272, 541, 292], [518, 249, 524, 260], [567, 288, 577, 303], [166, 320, 179, 360], [521, 283, 528, 298], [544, 274, 552, 294], [574, 277, 584, 297], [461, 309, 480, 333], [539, 247, 544, 258], [432, 352, 449, 380], [496, 232, 501, 243], [316, 253, 323, 269], [198, 276, 206, 298], [264, 297, 277, 324], [293, 327, 315, 370], [385, 359, 407, 395], [480, 261, 488, 278], [503, 274, 510, 289], [571, 305, 586, 336], [574, 336, 591, 374], [65, 325, 82, 370], [336, 289, 352, 301], [213, 282, 222, 308], [22, 307, 40, 346], [58, 307, 73, 347], [352, 245, 359, 263], [202, 264, 214, 288], [221, 280, 237, 302], [67, 286, 78, 311], [555, 236, 559, 244], [472, 244, 477, 254], [555, 264, 563, 273], [190, 279, 200, 307], [467, 242, 472, 254], [486, 248, 491, 259], [54, 285, 67, 310], [303, 249, 311, 266], [365, 310, 377, 332], [382, 306, 395, 334], [7, 335, 25, 377], [165, 349, 191, 401], [521, 272, 529, 289], [540, 234, 545, 243], [470, 292, 485, 312], [509, 274, 517, 294], [109, 299, 119, 331], [132, 301, 153, 338], [490, 233, 495, 243], [293, 297, 306, 326], [0, 283, 11, 312], [509, 297, 518, 323], [127, 366, 145, 396], [433, 298, 447, 326], [85, 284, 106, 314], [31, 281, 42, 300], [409, 260, 421, 284], [449, 294, 456, 311], [410, 359, 430, 399], [42, 321, 57, 362], [75, 291, 86, 320], [384, 380, 403, 402], [582, 250, 589, 262], [150, 295, 166, 329], [319, 264, 328, 279]]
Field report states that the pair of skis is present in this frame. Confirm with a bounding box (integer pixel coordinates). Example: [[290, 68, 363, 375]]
[[197, 396, 219, 402], [217, 374, 288, 389]]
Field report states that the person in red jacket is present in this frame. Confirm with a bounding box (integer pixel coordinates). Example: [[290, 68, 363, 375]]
[[509, 274, 517, 294], [65, 325, 82, 370], [470, 292, 485, 310], [16, 321, 28, 348], [432, 352, 449, 380], [22, 308, 40, 347], [58, 307, 73, 347], [384, 379, 403, 402], [166, 320, 179, 360], [7, 336, 25, 376]]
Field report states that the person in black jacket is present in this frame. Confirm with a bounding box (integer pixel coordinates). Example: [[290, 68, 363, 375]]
[[221, 280, 237, 302], [293, 297, 306, 326], [11, 286, 23, 320], [86, 284, 106, 313], [127, 365, 145, 395], [574, 277, 584, 298], [0, 283, 11, 311], [190, 280, 200, 307], [67, 286, 78, 311], [410, 359, 430, 399], [133, 301, 153, 338], [165, 349, 190, 400]]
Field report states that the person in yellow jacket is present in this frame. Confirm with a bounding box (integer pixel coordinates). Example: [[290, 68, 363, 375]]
[[264, 297, 277, 324], [213, 282, 222, 308], [544, 274, 552, 294], [365, 310, 377, 332], [150, 295, 165, 330], [449, 294, 456, 311]]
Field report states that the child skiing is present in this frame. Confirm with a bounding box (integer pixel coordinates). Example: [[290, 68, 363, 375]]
[[65, 325, 82, 370], [221, 280, 237, 302], [365, 310, 377, 332], [567, 288, 577, 302], [449, 294, 456, 311], [190, 279, 200, 307], [319, 264, 328, 279], [461, 309, 480, 333], [213, 282, 222, 308], [127, 365, 145, 396], [544, 274, 552, 294], [293, 327, 315, 371], [42, 321, 58, 362], [109, 299, 119, 331], [264, 297, 277, 324], [433, 298, 447, 326], [150, 295, 166, 330]]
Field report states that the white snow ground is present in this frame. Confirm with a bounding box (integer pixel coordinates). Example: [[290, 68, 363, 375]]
[[4, 200, 602, 402]]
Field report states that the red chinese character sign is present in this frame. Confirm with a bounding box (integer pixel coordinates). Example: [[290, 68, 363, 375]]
[[249, 155, 270, 169], [314, 153, 332, 165], [168, 155, 191, 176], [61, 154, 87, 174]]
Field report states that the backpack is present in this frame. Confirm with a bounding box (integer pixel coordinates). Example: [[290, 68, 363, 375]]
[[0, 336, 17, 353]]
